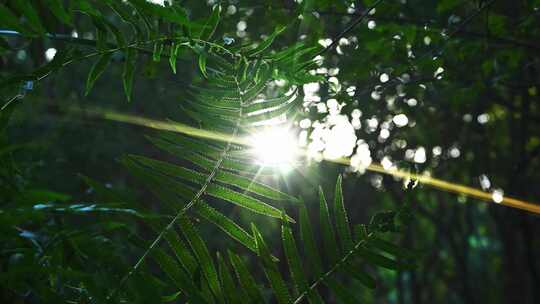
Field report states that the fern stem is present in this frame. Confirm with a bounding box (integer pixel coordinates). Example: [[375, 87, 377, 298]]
[[0, 30, 235, 89], [0, 29, 235, 58], [0, 29, 153, 57], [0, 93, 24, 112], [292, 237, 369, 304]]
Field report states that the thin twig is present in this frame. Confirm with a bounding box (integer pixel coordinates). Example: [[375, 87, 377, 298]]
[[313, 0, 385, 58], [0, 30, 235, 58], [350, 0, 497, 105], [315, 10, 540, 51], [0, 94, 23, 112], [446, 0, 496, 38]]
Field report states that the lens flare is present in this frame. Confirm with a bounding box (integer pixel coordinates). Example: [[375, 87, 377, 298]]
[[83, 107, 540, 215], [248, 126, 299, 172]]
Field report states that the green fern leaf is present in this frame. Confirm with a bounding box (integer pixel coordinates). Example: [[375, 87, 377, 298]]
[[324, 278, 362, 304], [282, 221, 305, 295], [282, 220, 325, 303], [185, 100, 239, 121], [153, 41, 164, 62], [104, 18, 126, 48], [85, 52, 113, 96], [148, 135, 258, 175], [76, 0, 102, 17], [161, 291, 182, 303], [319, 187, 339, 264], [152, 133, 222, 156], [44, 0, 73, 26], [121, 155, 194, 210], [206, 184, 294, 221], [353, 224, 369, 242], [123, 48, 137, 102], [199, 4, 221, 40], [91, 17, 109, 51], [341, 263, 376, 290], [11, 0, 46, 35], [245, 25, 286, 57], [185, 148, 253, 175], [128, 154, 295, 205], [369, 237, 416, 259], [269, 42, 306, 61], [178, 217, 223, 301], [243, 94, 302, 124], [199, 52, 209, 78], [334, 175, 353, 251], [228, 250, 265, 303], [107, 1, 144, 41], [276, 46, 321, 66], [217, 252, 245, 304], [243, 89, 298, 113], [357, 248, 403, 270], [215, 170, 298, 202], [129, 0, 194, 28], [252, 224, 291, 304], [163, 229, 198, 275], [299, 205, 323, 276], [169, 42, 180, 74], [126, 154, 206, 183], [152, 249, 208, 304], [194, 202, 257, 253]]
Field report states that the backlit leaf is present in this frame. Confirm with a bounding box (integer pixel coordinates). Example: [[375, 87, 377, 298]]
[[85, 52, 113, 96]]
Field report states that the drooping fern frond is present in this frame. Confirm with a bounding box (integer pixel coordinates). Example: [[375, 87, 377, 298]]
[[140, 176, 415, 303], [119, 26, 322, 264]]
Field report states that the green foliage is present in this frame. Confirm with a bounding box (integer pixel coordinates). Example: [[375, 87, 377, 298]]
[[0, 1, 417, 302], [144, 178, 414, 303]]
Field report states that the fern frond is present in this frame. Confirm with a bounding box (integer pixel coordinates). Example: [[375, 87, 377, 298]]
[[108, 37, 327, 302], [291, 179, 414, 303], [147, 177, 414, 303]]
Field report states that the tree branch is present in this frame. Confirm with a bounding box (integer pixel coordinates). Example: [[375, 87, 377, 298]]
[[314, 0, 385, 58], [316, 11, 540, 51]]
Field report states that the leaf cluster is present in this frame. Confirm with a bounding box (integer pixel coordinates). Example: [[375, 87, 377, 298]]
[[0, 1, 415, 303]]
